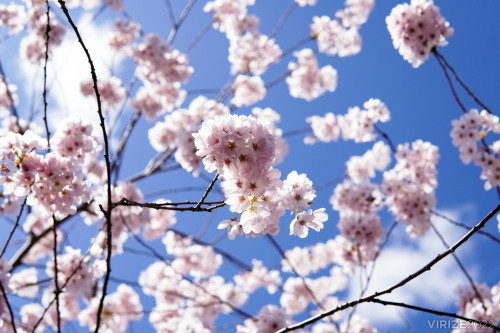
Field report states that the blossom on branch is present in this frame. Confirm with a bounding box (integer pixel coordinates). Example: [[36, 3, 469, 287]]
[[386, 0, 454, 68]]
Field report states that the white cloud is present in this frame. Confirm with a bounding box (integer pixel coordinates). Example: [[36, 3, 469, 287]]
[[345, 205, 478, 327]]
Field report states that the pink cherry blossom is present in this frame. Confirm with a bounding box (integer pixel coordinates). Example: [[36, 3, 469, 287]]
[[286, 48, 337, 101], [290, 208, 328, 238], [386, 0, 454, 68]]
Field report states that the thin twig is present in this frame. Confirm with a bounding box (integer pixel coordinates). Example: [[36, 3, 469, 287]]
[[432, 50, 467, 114], [183, 20, 213, 54], [51, 216, 62, 333], [374, 125, 397, 154], [167, 0, 197, 44], [430, 222, 487, 311], [432, 210, 500, 245], [0, 196, 27, 258], [269, 1, 297, 39], [194, 173, 219, 209], [433, 49, 492, 114]]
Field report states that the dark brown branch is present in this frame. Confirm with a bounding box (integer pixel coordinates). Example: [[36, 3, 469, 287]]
[[111, 197, 226, 212], [374, 124, 397, 154], [277, 204, 500, 332], [194, 173, 219, 209], [53, 3, 113, 332], [370, 298, 500, 332], [51, 216, 62, 333], [432, 49, 467, 114], [0, 281, 17, 333], [43, 0, 51, 150], [433, 49, 493, 114]]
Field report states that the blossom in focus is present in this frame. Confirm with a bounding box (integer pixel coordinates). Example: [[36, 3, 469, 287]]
[[290, 208, 328, 238], [386, 0, 454, 68]]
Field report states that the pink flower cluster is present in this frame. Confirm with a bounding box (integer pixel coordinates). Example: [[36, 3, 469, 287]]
[[148, 96, 230, 175], [80, 76, 126, 112], [382, 140, 439, 237], [286, 48, 338, 101], [386, 0, 454, 68], [236, 304, 292, 333], [0, 2, 26, 35], [228, 31, 282, 75], [194, 114, 327, 238], [204, 0, 256, 38], [345, 141, 392, 183], [453, 282, 500, 333], [130, 33, 192, 114], [308, 0, 374, 59], [45, 246, 105, 297], [0, 118, 96, 218], [231, 74, 266, 107], [79, 284, 142, 333], [234, 259, 282, 294], [280, 270, 345, 315], [20, 2, 65, 63], [108, 18, 141, 51], [335, 0, 374, 29], [139, 259, 247, 332], [450, 109, 500, 190], [305, 98, 390, 144], [251, 107, 288, 164], [0, 81, 18, 118], [310, 16, 361, 57]]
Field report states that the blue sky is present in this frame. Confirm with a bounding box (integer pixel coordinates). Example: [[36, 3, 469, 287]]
[[1, 0, 500, 332]]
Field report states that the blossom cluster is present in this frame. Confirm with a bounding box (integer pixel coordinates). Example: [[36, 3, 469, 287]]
[[286, 48, 338, 101], [386, 0, 454, 68], [382, 140, 439, 237], [0, 118, 97, 218], [310, 0, 374, 59], [305, 98, 390, 144], [193, 113, 327, 238], [148, 96, 230, 176], [453, 282, 500, 333], [129, 33, 193, 117], [20, 1, 66, 63], [450, 109, 500, 190]]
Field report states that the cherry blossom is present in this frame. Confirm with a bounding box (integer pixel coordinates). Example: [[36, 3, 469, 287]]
[[230, 74, 266, 107], [386, 0, 454, 68], [0, 2, 26, 35], [228, 31, 282, 75], [311, 15, 362, 57], [287, 48, 338, 101]]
